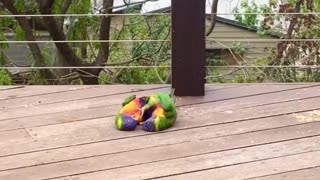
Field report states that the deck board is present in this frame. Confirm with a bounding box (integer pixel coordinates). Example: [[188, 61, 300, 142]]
[[0, 113, 314, 171], [249, 167, 320, 180], [1, 84, 317, 120], [2, 122, 320, 180], [154, 150, 320, 180], [0, 84, 319, 180], [50, 136, 320, 180], [1, 84, 319, 132], [1, 96, 319, 157]]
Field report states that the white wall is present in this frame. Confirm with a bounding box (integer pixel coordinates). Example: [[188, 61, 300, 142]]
[[106, 0, 271, 20], [140, 0, 270, 20]]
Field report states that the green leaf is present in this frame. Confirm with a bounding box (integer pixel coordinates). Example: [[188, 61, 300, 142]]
[[14, 0, 25, 11], [0, 70, 12, 85], [14, 25, 25, 41]]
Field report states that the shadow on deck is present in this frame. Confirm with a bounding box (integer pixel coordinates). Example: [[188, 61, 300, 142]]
[[0, 83, 320, 180]]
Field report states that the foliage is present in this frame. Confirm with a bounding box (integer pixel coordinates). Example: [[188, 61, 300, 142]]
[[0, 0, 173, 85], [232, 0, 260, 27], [0, 69, 12, 85], [231, 0, 320, 83], [107, 7, 171, 84]]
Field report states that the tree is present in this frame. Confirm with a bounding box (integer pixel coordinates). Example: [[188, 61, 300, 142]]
[[106, 7, 171, 84], [232, 0, 320, 82], [0, 0, 171, 85], [1, 0, 222, 85]]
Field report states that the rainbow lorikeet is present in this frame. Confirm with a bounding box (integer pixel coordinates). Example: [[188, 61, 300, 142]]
[[140, 92, 177, 132], [115, 95, 152, 131]]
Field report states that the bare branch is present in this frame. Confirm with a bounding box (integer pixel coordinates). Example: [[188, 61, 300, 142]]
[[0, 0, 44, 67], [96, 0, 114, 65], [37, 0, 83, 66], [75, 68, 108, 83], [153, 67, 165, 83], [271, 0, 303, 65], [102, 0, 158, 11], [206, 68, 241, 79], [57, 0, 73, 30], [105, 59, 136, 66], [206, 0, 219, 36], [211, 40, 249, 78]]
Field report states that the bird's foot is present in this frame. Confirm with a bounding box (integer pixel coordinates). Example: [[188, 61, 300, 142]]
[[138, 107, 145, 120]]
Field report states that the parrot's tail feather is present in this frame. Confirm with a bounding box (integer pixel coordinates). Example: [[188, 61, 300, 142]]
[[115, 114, 138, 131], [142, 118, 156, 132]]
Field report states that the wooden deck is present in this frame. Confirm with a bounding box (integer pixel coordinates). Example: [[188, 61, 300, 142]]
[[1, 83, 320, 180]]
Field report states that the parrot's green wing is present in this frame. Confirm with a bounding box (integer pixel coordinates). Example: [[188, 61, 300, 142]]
[[155, 115, 176, 131], [122, 94, 136, 106], [157, 92, 175, 112], [141, 92, 177, 132], [157, 92, 177, 130], [141, 94, 157, 110]]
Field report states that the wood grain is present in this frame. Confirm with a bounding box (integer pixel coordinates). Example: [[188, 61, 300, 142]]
[[248, 167, 320, 180], [0, 84, 316, 121], [2, 123, 319, 180], [0, 86, 97, 100], [154, 151, 320, 180], [0, 85, 168, 109], [0, 113, 310, 171], [1, 84, 319, 180], [1, 95, 319, 157], [0, 84, 319, 132], [50, 136, 320, 180]]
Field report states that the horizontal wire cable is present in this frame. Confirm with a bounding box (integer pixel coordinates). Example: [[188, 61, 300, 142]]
[[0, 12, 319, 17], [207, 12, 320, 15], [2, 65, 320, 70], [0, 13, 170, 17], [0, 40, 170, 43], [216, 12, 318, 15], [208, 65, 320, 68], [2, 39, 320, 43], [1, 12, 318, 71], [1, 66, 169, 69], [206, 39, 320, 42]]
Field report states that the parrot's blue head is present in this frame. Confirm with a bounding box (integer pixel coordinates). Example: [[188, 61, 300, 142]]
[[138, 96, 155, 122], [138, 96, 149, 107]]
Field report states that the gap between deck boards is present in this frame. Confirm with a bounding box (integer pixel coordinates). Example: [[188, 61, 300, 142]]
[[0, 84, 318, 134], [1, 84, 320, 179], [1, 93, 320, 158], [4, 123, 320, 180], [1, 84, 318, 121]]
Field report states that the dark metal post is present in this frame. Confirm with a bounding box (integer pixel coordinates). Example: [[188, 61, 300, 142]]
[[171, 0, 206, 96]]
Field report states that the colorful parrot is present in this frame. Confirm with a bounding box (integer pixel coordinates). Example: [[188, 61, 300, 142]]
[[140, 91, 177, 132], [115, 95, 152, 131]]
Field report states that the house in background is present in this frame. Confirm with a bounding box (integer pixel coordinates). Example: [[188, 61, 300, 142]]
[[145, 6, 278, 66], [205, 15, 278, 65], [1, 0, 278, 76], [1, 2, 135, 71]]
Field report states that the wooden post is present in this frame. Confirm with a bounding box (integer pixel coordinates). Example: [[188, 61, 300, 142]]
[[171, 0, 206, 96]]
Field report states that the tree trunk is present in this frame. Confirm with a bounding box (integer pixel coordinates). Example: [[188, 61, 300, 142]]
[[81, 76, 99, 85], [206, 0, 219, 36], [0, 0, 55, 82], [96, 0, 114, 65], [38, 0, 83, 67]]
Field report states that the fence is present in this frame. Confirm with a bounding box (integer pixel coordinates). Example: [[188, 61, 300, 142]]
[[1, 0, 320, 96]]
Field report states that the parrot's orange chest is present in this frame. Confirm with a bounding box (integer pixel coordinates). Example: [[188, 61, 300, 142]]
[[153, 104, 165, 117], [120, 99, 142, 122]]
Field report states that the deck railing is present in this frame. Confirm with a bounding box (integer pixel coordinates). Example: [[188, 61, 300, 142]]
[[0, 0, 206, 96], [1, 0, 320, 96], [171, 0, 206, 96]]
